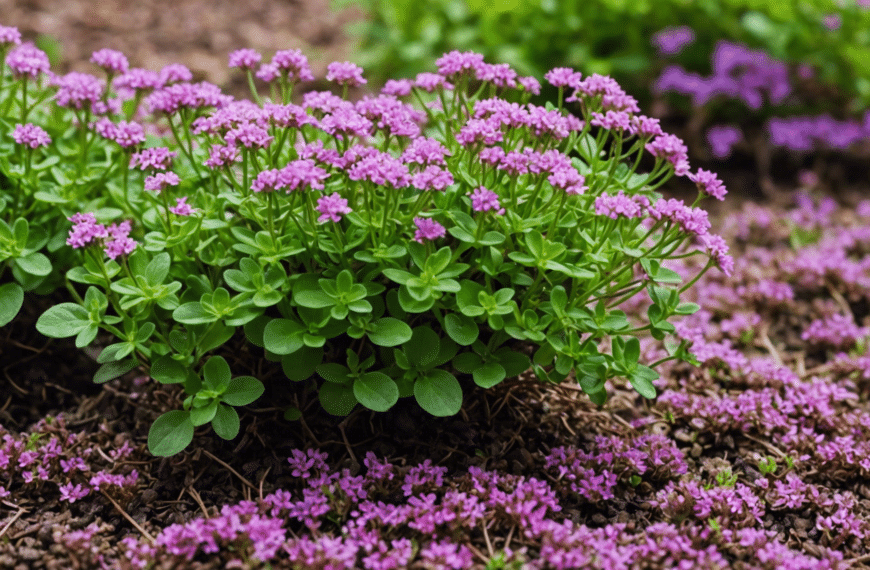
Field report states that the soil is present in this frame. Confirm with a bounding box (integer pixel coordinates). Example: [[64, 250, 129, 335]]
[[1, 2, 870, 569]]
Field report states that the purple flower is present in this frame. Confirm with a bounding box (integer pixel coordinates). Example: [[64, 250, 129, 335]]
[[646, 133, 690, 175], [271, 49, 314, 82], [402, 136, 450, 166], [413, 217, 446, 243], [435, 50, 486, 78], [518, 75, 541, 94], [169, 197, 196, 216], [475, 62, 517, 88], [6, 43, 50, 78], [225, 123, 273, 149], [381, 79, 413, 97], [652, 26, 696, 55], [130, 147, 177, 171], [548, 166, 587, 195], [595, 191, 647, 219], [204, 144, 241, 168], [356, 94, 425, 138], [687, 168, 727, 201], [159, 63, 193, 85], [316, 193, 352, 223], [0, 25, 22, 47], [545, 67, 583, 89], [456, 117, 504, 146], [52, 72, 104, 110], [59, 482, 90, 503], [90, 48, 128, 74], [414, 72, 452, 92], [347, 151, 410, 188], [470, 186, 505, 215], [103, 221, 138, 260], [113, 68, 162, 93], [12, 123, 50, 148], [326, 61, 367, 87], [411, 165, 454, 191], [707, 125, 742, 158], [144, 172, 181, 194], [228, 48, 262, 70], [591, 110, 631, 132], [94, 118, 146, 148], [67, 213, 108, 249]]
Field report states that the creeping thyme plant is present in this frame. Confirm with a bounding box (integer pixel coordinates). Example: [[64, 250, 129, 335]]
[[5, 37, 734, 455]]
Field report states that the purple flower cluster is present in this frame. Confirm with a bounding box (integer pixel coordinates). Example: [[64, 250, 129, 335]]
[[652, 25, 696, 56], [655, 40, 790, 109], [12, 122, 50, 148], [6, 42, 49, 78], [129, 147, 177, 171], [52, 72, 105, 111], [66, 212, 137, 259], [90, 48, 129, 75]]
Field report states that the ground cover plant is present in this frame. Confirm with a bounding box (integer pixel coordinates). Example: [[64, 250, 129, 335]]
[[0, 26, 727, 458], [1, 7, 870, 570]]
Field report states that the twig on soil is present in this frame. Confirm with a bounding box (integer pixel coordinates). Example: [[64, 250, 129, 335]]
[[259, 465, 271, 502], [2, 369, 29, 395], [0, 507, 26, 539], [481, 520, 494, 557], [186, 486, 211, 519], [201, 449, 257, 492], [337, 414, 359, 470], [741, 432, 786, 458], [102, 490, 154, 544], [504, 524, 516, 551], [757, 326, 784, 367]]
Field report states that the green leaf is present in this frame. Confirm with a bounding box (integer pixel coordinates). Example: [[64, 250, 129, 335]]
[[15, 252, 51, 277], [172, 302, 216, 325], [36, 303, 89, 338], [93, 358, 139, 384], [319, 382, 357, 415], [212, 403, 240, 440], [0, 283, 23, 327], [675, 302, 700, 315], [202, 356, 232, 391], [148, 410, 194, 456], [316, 363, 352, 384], [144, 252, 171, 286], [368, 317, 412, 346], [404, 327, 441, 368], [151, 355, 189, 384], [294, 289, 335, 309], [624, 337, 640, 366], [414, 369, 462, 416], [221, 376, 265, 406], [629, 366, 658, 399], [353, 372, 399, 412], [263, 318, 305, 355], [473, 362, 506, 388], [453, 351, 483, 374], [444, 313, 479, 345], [281, 346, 323, 382], [191, 399, 219, 426]]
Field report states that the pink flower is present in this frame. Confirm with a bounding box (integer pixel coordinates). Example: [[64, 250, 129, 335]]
[[6, 43, 50, 78], [326, 61, 367, 87], [271, 49, 314, 82], [52, 72, 104, 110], [113, 68, 162, 93], [159, 63, 192, 84], [0, 26, 22, 47], [470, 186, 505, 215], [435, 50, 486, 78], [130, 147, 177, 171], [12, 123, 50, 148], [316, 193, 352, 223], [169, 197, 196, 216], [646, 133, 690, 176], [545, 67, 582, 89], [413, 217, 446, 243], [688, 168, 727, 201], [144, 172, 181, 194], [67, 213, 108, 249], [59, 482, 90, 503], [228, 48, 262, 70], [90, 48, 129, 74], [204, 144, 241, 168], [381, 79, 413, 97], [518, 76, 541, 95], [411, 166, 454, 191]]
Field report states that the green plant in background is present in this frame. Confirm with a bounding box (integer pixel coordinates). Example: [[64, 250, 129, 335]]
[[339, 0, 870, 108]]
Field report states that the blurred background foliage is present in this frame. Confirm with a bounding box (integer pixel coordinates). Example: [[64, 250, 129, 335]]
[[337, 0, 870, 111]]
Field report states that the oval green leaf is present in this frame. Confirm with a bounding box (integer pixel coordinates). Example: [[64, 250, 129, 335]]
[[148, 410, 194, 456], [221, 376, 265, 406], [353, 372, 399, 412], [413, 369, 462, 417], [212, 403, 240, 440], [368, 317, 412, 347], [0, 283, 23, 327], [319, 382, 357, 416]]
